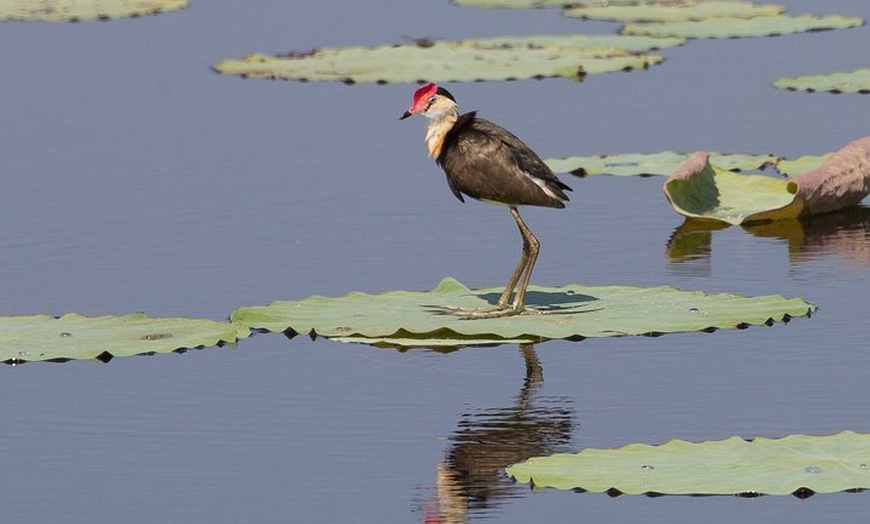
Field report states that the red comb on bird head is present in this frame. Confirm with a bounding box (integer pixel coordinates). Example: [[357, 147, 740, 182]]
[[410, 83, 439, 112]]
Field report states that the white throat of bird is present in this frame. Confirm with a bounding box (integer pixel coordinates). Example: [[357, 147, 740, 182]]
[[423, 100, 459, 159]]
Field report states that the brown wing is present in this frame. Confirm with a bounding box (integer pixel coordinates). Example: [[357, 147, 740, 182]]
[[437, 112, 571, 208]]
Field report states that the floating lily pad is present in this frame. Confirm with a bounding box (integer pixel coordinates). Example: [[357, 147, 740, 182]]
[[0, 313, 249, 363], [622, 14, 864, 39], [565, 2, 784, 22], [774, 68, 870, 94], [507, 430, 870, 496], [664, 137, 870, 224], [547, 151, 780, 177], [453, 0, 685, 8], [0, 0, 188, 21], [664, 152, 803, 225], [213, 34, 681, 84], [231, 277, 814, 348]]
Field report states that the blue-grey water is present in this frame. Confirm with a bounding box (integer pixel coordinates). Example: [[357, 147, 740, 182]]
[[2, 1, 869, 522]]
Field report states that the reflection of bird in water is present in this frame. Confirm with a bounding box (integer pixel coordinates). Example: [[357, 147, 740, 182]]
[[424, 345, 575, 523]]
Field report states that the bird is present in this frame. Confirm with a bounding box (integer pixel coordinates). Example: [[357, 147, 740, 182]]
[[400, 83, 571, 318]]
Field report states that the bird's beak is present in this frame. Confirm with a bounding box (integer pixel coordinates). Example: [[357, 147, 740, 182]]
[[400, 110, 412, 120]]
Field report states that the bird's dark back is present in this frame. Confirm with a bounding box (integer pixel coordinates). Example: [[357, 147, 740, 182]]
[[437, 112, 572, 208]]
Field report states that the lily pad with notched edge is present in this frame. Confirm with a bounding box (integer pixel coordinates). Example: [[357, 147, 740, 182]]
[[0, 313, 249, 363], [0, 0, 187, 21], [230, 277, 814, 348], [774, 68, 870, 94], [622, 14, 864, 39], [213, 34, 681, 84], [565, 2, 784, 23], [506, 430, 870, 496]]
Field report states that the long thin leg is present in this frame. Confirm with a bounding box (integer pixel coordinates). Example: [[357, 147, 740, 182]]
[[496, 206, 531, 308], [509, 207, 540, 311], [443, 207, 540, 319]]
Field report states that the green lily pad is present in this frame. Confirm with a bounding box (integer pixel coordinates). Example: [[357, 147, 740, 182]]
[[663, 137, 870, 224], [622, 14, 864, 39], [547, 151, 780, 177], [213, 34, 681, 84], [0, 0, 188, 21], [453, 0, 689, 8], [231, 277, 814, 348], [664, 152, 803, 225], [777, 154, 831, 177], [565, 1, 784, 22], [0, 313, 249, 363], [507, 430, 870, 496], [773, 68, 870, 94]]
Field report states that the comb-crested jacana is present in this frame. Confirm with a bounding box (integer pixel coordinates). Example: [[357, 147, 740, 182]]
[[401, 83, 571, 318]]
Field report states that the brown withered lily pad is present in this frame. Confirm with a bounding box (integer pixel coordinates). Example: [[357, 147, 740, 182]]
[[663, 137, 870, 225]]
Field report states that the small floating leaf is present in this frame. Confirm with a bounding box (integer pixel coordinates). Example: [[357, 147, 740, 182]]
[[0, 313, 249, 363], [0, 0, 188, 22], [213, 34, 680, 84], [565, 2, 784, 23], [622, 14, 864, 39], [231, 277, 814, 347], [507, 430, 870, 496], [773, 68, 870, 94]]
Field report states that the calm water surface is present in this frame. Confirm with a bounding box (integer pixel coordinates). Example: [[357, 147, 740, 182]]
[[1, 1, 869, 522]]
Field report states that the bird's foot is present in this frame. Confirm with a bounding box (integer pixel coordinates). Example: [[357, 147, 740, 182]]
[[439, 304, 550, 319]]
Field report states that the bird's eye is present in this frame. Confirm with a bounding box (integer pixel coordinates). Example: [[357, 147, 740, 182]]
[[427, 96, 437, 105]]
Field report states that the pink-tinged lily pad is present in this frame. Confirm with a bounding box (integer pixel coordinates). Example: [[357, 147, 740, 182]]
[[663, 137, 870, 225]]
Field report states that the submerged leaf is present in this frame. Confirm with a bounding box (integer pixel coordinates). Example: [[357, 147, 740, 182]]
[[0, 313, 249, 363], [231, 277, 814, 348], [622, 14, 864, 39], [213, 34, 681, 84], [507, 430, 870, 496], [774, 68, 870, 94], [565, 2, 783, 22], [0, 0, 188, 21]]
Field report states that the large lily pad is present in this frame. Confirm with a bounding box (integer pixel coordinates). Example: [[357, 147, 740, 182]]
[[507, 430, 870, 496], [564, 2, 784, 22], [622, 14, 864, 39], [664, 138, 870, 224], [774, 68, 870, 94], [0, 0, 188, 22], [0, 313, 249, 363], [213, 34, 682, 84], [231, 277, 814, 348]]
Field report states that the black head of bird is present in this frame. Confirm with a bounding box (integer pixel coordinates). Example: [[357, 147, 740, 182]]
[[401, 83, 572, 319]]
